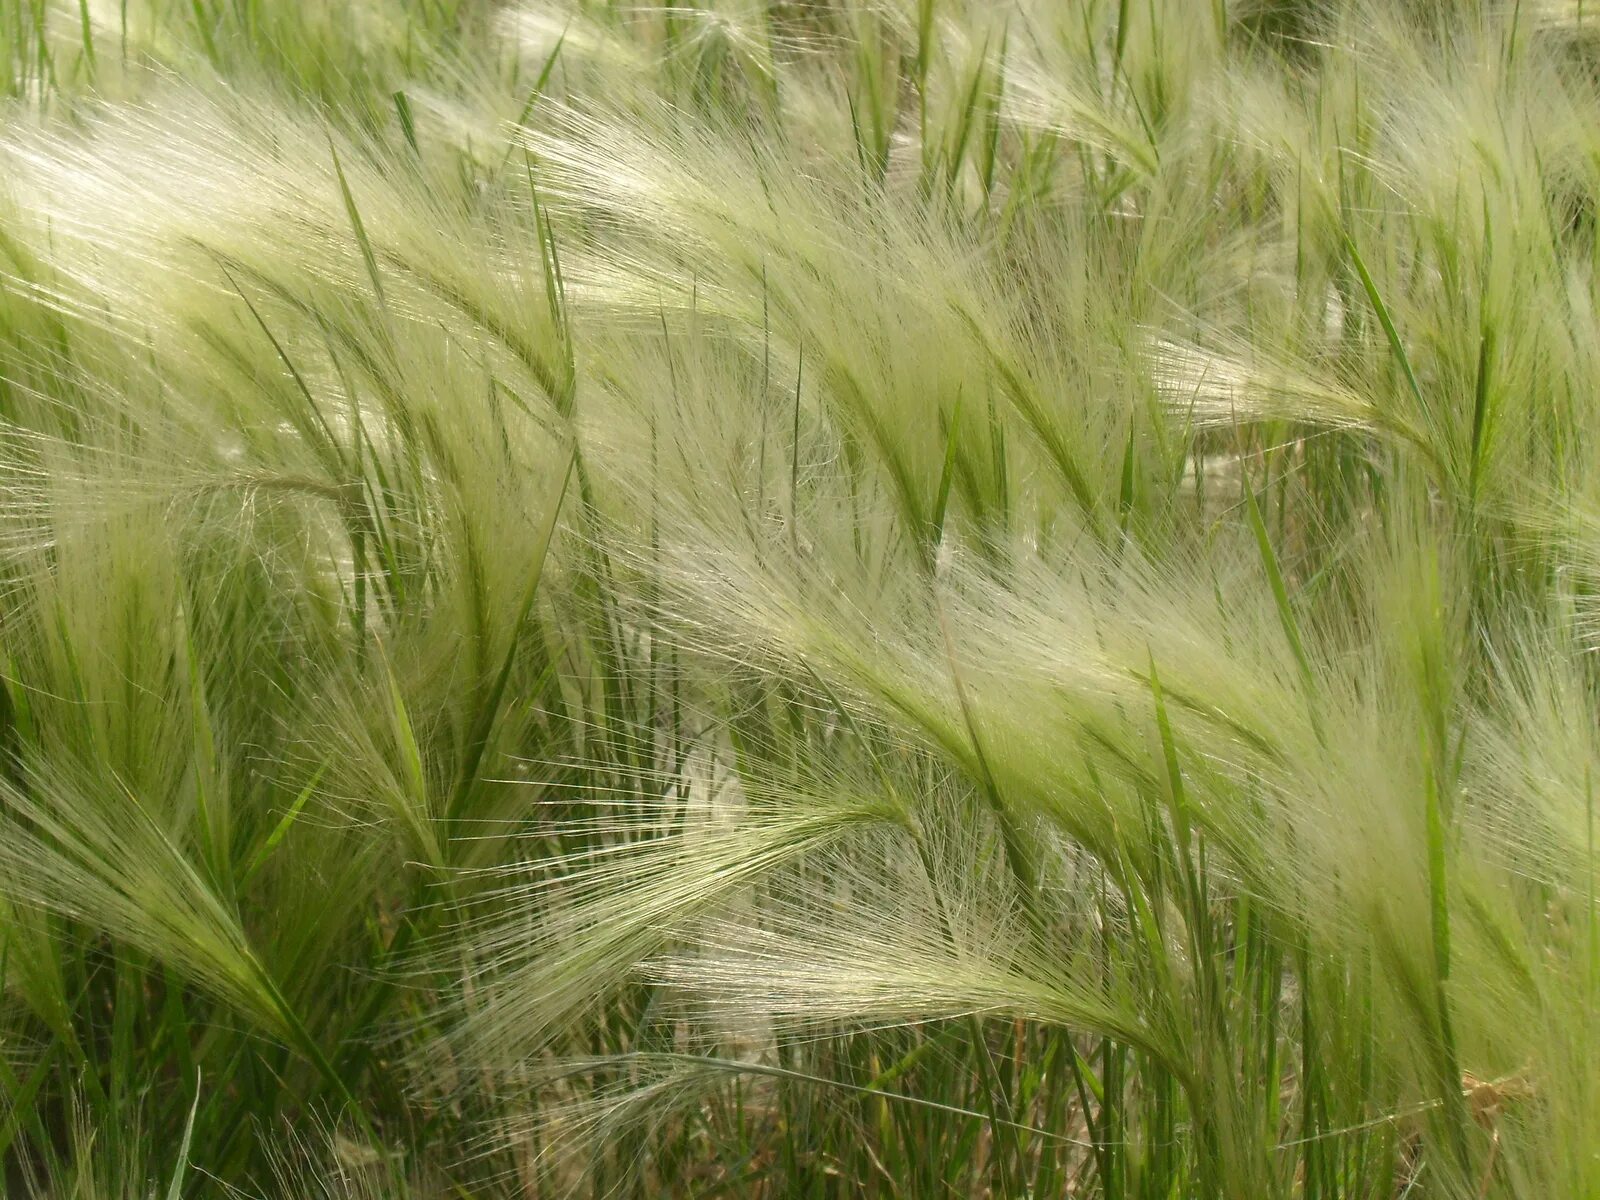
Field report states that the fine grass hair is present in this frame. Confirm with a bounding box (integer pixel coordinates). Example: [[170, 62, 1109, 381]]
[[0, 0, 1596, 1197]]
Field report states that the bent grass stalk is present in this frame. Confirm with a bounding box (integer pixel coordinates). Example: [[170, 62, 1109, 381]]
[[0, 1, 1593, 1197]]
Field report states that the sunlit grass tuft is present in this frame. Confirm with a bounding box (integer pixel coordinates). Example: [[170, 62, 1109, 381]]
[[0, 0, 1597, 1196]]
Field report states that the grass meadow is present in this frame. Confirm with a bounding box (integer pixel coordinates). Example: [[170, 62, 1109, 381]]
[[0, 0, 1595, 1195]]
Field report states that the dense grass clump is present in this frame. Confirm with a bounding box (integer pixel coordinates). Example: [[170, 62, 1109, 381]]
[[0, 0, 1596, 1195]]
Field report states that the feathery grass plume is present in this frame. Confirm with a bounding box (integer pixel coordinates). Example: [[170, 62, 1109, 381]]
[[1, 0, 1599, 1194], [435, 5, 1600, 1189], [446, 774, 910, 1063], [0, 28, 591, 1186]]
